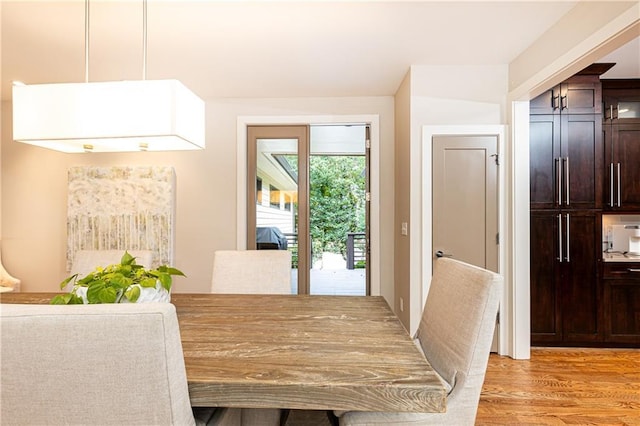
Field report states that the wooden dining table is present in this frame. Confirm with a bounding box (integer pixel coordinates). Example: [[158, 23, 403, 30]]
[[0, 292, 446, 413]]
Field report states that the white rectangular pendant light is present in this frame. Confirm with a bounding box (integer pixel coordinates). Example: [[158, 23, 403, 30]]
[[12, 79, 205, 153]]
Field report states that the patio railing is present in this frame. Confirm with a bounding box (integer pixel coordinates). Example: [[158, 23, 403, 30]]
[[346, 232, 366, 270], [283, 233, 299, 268], [283, 232, 366, 270]]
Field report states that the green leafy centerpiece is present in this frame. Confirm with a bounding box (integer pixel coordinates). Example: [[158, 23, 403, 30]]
[[51, 251, 185, 305]]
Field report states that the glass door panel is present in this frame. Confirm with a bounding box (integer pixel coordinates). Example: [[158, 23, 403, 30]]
[[247, 126, 309, 294], [618, 101, 640, 119]]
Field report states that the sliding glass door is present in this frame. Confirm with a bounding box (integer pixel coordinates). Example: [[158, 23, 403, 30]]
[[247, 124, 369, 295]]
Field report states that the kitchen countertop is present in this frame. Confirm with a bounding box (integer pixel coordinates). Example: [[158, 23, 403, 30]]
[[603, 252, 640, 262]]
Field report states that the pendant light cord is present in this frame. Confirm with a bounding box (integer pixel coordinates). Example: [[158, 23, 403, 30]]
[[84, 0, 147, 82], [85, 0, 90, 83], [142, 0, 147, 81]]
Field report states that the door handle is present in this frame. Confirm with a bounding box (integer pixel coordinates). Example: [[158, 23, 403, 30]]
[[435, 250, 453, 258]]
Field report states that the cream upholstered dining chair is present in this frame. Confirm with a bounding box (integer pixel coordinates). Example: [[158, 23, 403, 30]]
[[335, 257, 503, 425], [0, 303, 218, 425], [210, 249, 292, 295], [209, 249, 292, 426]]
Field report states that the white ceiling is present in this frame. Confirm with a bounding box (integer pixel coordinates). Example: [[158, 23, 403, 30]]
[[1, 1, 638, 101]]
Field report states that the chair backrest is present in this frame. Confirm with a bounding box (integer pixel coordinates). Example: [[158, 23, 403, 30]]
[[415, 257, 503, 423], [71, 249, 154, 278], [211, 250, 292, 294], [0, 303, 195, 426]]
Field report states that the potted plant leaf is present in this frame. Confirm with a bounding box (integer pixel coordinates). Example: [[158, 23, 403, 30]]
[[51, 251, 185, 305]]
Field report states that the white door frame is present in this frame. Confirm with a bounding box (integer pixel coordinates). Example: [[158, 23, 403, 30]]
[[237, 115, 381, 297], [422, 125, 508, 356]]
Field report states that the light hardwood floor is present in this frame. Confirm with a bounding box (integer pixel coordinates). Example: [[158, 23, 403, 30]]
[[288, 348, 640, 425], [477, 347, 640, 425]]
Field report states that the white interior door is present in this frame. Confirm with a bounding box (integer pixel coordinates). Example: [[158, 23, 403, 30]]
[[432, 135, 499, 271], [432, 134, 500, 349]]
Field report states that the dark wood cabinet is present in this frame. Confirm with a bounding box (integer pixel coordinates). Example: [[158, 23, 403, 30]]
[[530, 78, 603, 210], [561, 212, 602, 343], [530, 211, 602, 345], [603, 262, 640, 344], [602, 79, 640, 123], [602, 80, 640, 211], [530, 115, 560, 210], [530, 70, 606, 347], [530, 76, 603, 115], [530, 211, 562, 343], [530, 72, 640, 347]]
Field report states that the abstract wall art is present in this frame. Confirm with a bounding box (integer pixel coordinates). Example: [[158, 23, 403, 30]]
[[67, 166, 175, 270]]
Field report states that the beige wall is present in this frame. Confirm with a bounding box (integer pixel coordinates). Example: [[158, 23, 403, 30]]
[[0, 1, 3, 241], [393, 71, 411, 327], [392, 65, 508, 334], [1, 96, 394, 298]]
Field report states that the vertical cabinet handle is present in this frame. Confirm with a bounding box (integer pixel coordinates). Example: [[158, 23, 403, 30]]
[[561, 95, 567, 110], [554, 157, 569, 206], [556, 158, 562, 206], [610, 163, 614, 207], [617, 163, 621, 207], [552, 90, 559, 110], [565, 214, 570, 263], [564, 157, 570, 206], [558, 214, 563, 263]]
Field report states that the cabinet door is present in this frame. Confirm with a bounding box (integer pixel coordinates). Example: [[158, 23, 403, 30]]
[[603, 80, 640, 124], [530, 115, 560, 209], [561, 212, 602, 343], [605, 281, 640, 344], [603, 263, 640, 345], [531, 80, 602, 115], [530, 86, 560, 115], [604, 97, 640, 122], [607, 123, 640, 210], [603, 121, 615, 208], [530, 211, 562, 343], [562, 80, 602, 114], [561, 114, 602, 209], [529, 114, 601, 210]]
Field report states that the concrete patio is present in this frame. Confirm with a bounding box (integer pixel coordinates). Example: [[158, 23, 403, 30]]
[[291, 268, 366, 296]]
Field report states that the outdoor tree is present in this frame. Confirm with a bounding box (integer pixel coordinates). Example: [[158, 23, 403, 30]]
[[309, 155, 366, 262]]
